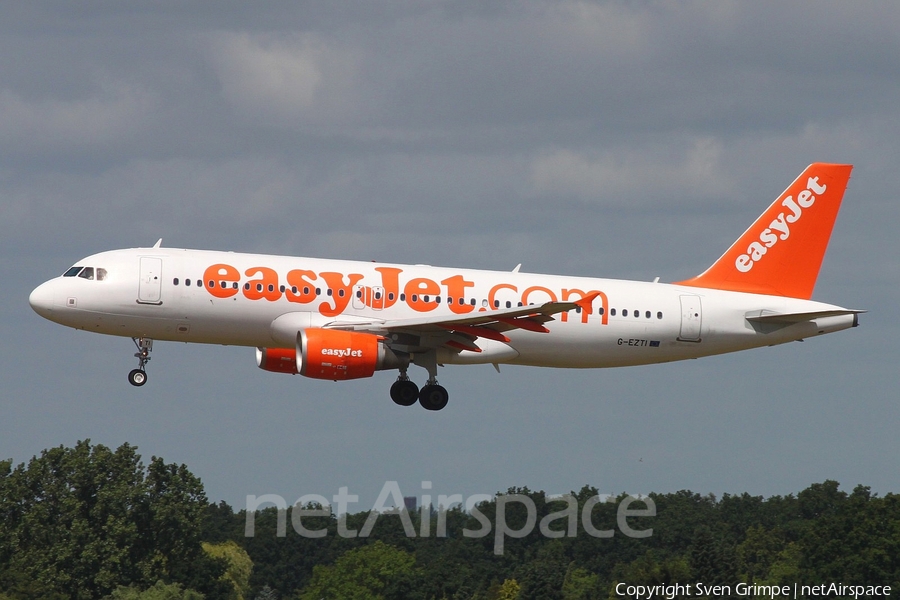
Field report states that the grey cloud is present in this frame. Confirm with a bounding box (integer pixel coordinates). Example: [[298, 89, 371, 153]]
[[2, 1, 899, 507]]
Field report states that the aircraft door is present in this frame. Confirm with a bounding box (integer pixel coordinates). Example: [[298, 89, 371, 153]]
[[138, 257, 163, 305], [678, 295, 702, 342], [371, 286, 384, 310], [351, 285, 385, 310], [352, 284, 366, 310]]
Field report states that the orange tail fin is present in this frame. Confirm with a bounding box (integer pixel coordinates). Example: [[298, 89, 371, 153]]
[[675, 163, 853, 299]]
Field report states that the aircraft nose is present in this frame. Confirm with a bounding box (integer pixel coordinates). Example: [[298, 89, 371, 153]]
[[29, 280, 57, 317]]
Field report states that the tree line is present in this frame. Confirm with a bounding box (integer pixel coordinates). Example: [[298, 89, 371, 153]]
[[2, 441, 898, 599]]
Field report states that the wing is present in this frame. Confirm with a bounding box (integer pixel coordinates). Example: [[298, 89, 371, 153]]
[[323, 292, 601, 354]]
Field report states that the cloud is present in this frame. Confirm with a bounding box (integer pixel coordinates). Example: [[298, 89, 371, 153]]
[[0, 79, 156, 153], [530, 137, 729, 205], [208, 32, 358, 125]]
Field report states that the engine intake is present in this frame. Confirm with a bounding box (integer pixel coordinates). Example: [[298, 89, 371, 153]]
[[257, 329, 406, 380]]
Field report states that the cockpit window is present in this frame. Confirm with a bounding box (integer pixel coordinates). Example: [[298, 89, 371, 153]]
[[78, 267, 95, 280], [64, 266, 83, 277], [96, 268, 107, 281]]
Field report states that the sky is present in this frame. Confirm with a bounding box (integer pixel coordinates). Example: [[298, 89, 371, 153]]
[[2, 1, 899, 512]]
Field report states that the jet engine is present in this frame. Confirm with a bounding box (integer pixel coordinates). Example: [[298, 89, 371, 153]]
[[256, 328, 406, 380]]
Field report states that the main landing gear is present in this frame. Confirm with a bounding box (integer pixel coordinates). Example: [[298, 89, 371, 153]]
[[128, 337, 153, 387], [389, 353, 449, 411]]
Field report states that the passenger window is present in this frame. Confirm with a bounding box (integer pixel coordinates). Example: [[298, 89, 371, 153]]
[[185, 279, 191, 287], [96, 268, 107, 281], [173, 278, 179, 285], [64, 266, 83, 277], [611, 308, 617, 316], [622, 309, 628, 317], [645, 311, 651, 319], [78, 267, 95, 280], [657, 312, 663, 319], [598, 307, 605, 315]]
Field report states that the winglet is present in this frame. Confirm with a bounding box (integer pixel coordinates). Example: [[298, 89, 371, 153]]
[[675, 163, 852, 299], [574, 291, 601, 314]]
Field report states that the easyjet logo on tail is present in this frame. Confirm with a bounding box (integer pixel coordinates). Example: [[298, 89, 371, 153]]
[[675, 163, 852, 299], [735, 176, 827, 273]]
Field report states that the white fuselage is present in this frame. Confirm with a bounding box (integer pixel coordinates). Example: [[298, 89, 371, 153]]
[[29, 247, 857, 369]]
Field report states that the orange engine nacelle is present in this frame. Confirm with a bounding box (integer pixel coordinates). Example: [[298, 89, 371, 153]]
[[256, 329, 405, 380]]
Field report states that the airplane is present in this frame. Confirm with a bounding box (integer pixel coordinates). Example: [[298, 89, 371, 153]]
[[29, 163, 862, 411]]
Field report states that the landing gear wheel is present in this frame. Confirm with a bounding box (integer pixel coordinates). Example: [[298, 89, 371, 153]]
[[129, 337, 153, 387], [391, 380, 420, 406], [418, 384, 449, 411], [128, 369, 147, 387]]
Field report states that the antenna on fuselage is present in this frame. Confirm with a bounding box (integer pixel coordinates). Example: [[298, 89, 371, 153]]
[[152, 239, 162, 249]]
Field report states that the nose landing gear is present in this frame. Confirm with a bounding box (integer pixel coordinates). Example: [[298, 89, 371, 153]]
[[128, 337, 153, 387]]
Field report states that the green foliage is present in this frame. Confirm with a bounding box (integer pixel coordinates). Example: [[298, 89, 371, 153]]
[[561, 564, 598, 600], [226, 481, 900, 598], [485, 579, 521, 600], [295, 541, 417, 600], [0, 440, 226, 599], [5, 442, 900, 600], [105, 580, 205, 600], [252, 587, 278, 600], [202, 541, 253, 600]]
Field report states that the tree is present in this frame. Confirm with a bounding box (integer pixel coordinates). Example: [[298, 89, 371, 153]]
[[487, 579, 521, 600], [105, 581, 205, 600], [202, 542, 252, 600], [561, 563, 598, 600], [295, 541, 417, 600], [0, 441, 226, 599]]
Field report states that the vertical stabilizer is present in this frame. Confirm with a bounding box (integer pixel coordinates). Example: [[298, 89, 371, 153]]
[[675, 163, 852, 299]]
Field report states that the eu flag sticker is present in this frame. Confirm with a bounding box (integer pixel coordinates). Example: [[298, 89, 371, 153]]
[[649, 340, 660, 347]]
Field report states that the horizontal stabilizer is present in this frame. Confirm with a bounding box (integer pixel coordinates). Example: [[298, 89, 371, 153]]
[[745, 309, 865, 324]]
